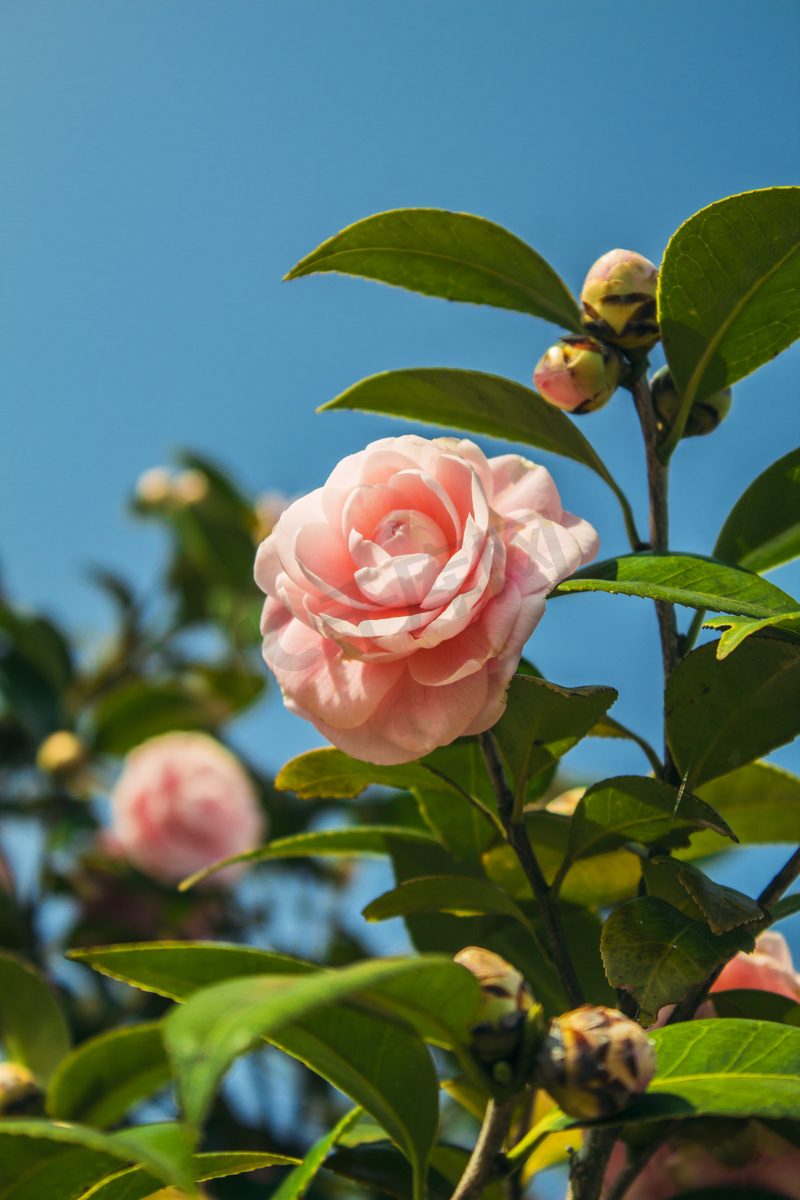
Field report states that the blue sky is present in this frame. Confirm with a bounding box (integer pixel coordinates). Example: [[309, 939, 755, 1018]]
[[2, 0, 799, 802]]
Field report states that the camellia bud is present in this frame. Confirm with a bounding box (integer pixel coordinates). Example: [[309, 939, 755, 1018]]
[[36, 730, 86, 778], [537, 1005, 656, 1120], [171, 468, 210, 506], [0, 1063, 41, 1115], [651, 367, 732, 440], [534, 336, 622, 414], [135, 466, 173, 507], [581, 249, 660, 352], [455, 946, 534, 1067]]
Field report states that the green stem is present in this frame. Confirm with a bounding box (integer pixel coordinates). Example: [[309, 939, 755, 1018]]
[[682, 606, 706, 655], [479, 732, 584, 1009], [607, 478, 643, 552], [421, 763, 506, 838]]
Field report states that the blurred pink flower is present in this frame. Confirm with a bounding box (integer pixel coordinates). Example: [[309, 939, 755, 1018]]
[[108, 732, 265, 886], [255, 435, 598, 764], [605, 930, 800, 1199]]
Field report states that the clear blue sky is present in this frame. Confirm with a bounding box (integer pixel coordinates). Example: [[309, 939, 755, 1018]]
[[2, 0, 799, 800]]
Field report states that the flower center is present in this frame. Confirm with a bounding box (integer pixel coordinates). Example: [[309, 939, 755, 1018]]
[[372, 509, 449, 564]]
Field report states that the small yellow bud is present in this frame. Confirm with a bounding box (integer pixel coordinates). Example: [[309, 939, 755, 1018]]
[[171, 469, 210, 506], [651, 367, 732, 440], [534, 336, 623, 414], [455, 947, 534, 1065], [135, 466, 173, 507], [581, 249, 660, 352], [36, 731, 86, 777], [0, 1063, 41, 1115], [538, 1005, 656, 1120]]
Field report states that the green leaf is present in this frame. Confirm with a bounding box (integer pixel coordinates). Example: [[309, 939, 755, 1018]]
[[564, 776, 736, 864], [702, 611, 800, 658], [270, 1107, 361, 1200], [0, 1121, 195, 1198], [286, 208, 582, 329], [162, 958, 445, 1161], [600, 897, 755, 1024], [180, 825, 439, 889], [74, 1152, 300, 1200], [320, 369, 639, 542], [553, 553, 799, 618], [665, 636, 800, 788], [643, 857, 765, 933], [712, 989, 800, 1026], [90, 683, 213, 755], [682, 763, 800, 858], [715, 446, 800, 574], [770, 893, 800, 923], [363, 876, 537, 937], [0, 951, 71, 1084], [493, 676, 618, 813], [46, 1023, 169, 1129], [68, 942, 314, 1001], [276, 747, 459, 800], [659, 187, 800, 456]]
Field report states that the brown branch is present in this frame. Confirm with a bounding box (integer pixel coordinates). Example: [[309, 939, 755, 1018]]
[[450, 1096, 517, 1200]]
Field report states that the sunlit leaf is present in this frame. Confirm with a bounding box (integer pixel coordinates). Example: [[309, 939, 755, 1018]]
[[46, 1024, 169, 1129], [0, 951, 70, 1085]]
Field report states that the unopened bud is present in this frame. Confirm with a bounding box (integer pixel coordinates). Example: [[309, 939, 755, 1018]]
[[171, 468, 210, 506], [534, 336, 622, 414], [537, 1005, 656, 1120], [135, 467, 172, 507], [455, 947, 533, 1064], [36, 731, 86, 778], [581, 249, 660, 352], [0, 1063, 41, 1115], [651, 367, 732, 440]]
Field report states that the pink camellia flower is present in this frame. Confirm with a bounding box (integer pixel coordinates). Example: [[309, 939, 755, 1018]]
[[604, 931, 800, 1199], [255, 435, 598, 765], [108, 732, 265, 886]]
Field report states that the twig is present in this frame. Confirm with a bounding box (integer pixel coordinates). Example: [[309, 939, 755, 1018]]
[[450, 1095, 517, 1200], [479, 732, 584, 1009], [629, 373, 680, 784], [567, 1128, 617, 1200], [668, 844, 800, 1024], [602, 1120, 681, 1200]]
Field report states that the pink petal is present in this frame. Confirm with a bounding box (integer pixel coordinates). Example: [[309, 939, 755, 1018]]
[[385, 470, 461, 544], [505, 517, 585, 595], [355, 553, 443, 607], [260, 602, 403, 728], [560, 509, 600, 565], [490, 458, 564, 522], [420, 515, 484, 610]]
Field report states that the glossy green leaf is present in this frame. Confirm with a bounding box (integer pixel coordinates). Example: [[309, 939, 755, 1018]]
[[163, 958, 445, 1160], [712, 989, 800, 1026], [322, 369, 618, 484], [0, 951, 71, 1084], [46, 1023, 169, 1129], [643, 857, 764, 933], [659, 187, 800, 455], [286, 208, 582, 329], [554, 553, 799, 618], [68, 942, 314, 1000], [275, 747, 459, 800], [600, 897, 755, 1024], [564, 776, 736, 864], [493, 675, 618, 811], [702, 611, 800, 658], [270, 1107, 361, 1200], [90, 683, 213, 755], [75, 1152, 299, 1200], [715, 446, 800, 574], [0, 1121, 195, 1198], [666, 637, 800, 788], [181, 825, 438, 889], [413, 786, 499, 867], [681, 763, 800, 858], [770, 893, 800, 923], [363, 876, 536, 936]]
